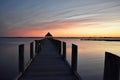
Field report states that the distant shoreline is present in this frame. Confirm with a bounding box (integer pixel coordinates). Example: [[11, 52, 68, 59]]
[[0, 37, 120, 41], [80, 38, 120, 41]]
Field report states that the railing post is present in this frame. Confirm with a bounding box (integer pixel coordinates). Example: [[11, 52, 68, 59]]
[[58, 41, 61, 54], [35, 40, 37, 54], [30, 42, 34, 60], [71, 44, 78, 72], [35, 40, 39, 54], [19, 44, 24, 73], [38, 40, 41, 52], [103, 52, 120, 80], [63, 42, 66, 60]]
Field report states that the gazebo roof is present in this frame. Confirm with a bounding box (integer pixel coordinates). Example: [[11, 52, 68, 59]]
[[45, 32, 52, 37]]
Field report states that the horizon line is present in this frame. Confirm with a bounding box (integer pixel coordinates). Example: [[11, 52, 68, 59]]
[[0, 36, 120, 38]]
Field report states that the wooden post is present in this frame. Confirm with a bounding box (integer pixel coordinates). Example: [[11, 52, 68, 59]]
[[103, 52, 120, 80], [38, 40, 41, 52], [71, 44, 78, 72], [35, 40, 39, 54], [19, 44, 24, 73], [30, 42, 34, 60], [35, 40, 37, 54], [58, 41, 61, 54], [63, 42, 66, 60]]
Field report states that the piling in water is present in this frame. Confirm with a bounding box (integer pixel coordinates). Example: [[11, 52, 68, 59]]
[[103, 52, 120, 80], [19, 44, 24, 73], [30, 42, 34, 60], [58, 41, 61, 54], [16, 38, 81, 80], [63, 42, 66, 60], [35, 40, 40, 54], [71, 44, 78, 72]]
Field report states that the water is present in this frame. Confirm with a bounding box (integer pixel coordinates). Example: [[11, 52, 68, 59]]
[[0, 38, 38, 80], [59, 39, 120, 80], [0, 38, 120, 80]]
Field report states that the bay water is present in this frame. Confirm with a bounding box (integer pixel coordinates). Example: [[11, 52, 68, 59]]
[[0, 38, 120, 80]]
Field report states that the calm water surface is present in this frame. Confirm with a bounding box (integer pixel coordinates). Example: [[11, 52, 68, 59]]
[[59, 39, 120, 80], [0, 38, 38, 80], [0, 38, 120, 80]]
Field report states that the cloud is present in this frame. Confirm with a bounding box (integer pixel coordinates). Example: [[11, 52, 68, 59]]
[[0, 0, 120, 37], [0, 20, 12, 36]]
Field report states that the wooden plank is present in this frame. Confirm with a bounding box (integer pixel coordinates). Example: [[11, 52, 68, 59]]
[[18, 39, 81, 80]]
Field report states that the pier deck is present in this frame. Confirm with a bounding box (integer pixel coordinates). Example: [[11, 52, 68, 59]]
[[19, 39, 80, 80]]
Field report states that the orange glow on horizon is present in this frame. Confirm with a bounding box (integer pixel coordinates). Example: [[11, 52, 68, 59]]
[[4, 20, 120, 37], [6, 28, 120, 37]]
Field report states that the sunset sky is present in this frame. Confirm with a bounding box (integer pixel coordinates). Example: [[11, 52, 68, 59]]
[[0, 0, 120, 37]]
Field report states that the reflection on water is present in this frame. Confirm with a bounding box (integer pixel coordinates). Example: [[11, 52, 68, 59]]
[[0, 44, 18, 80], [0, 38, 36, 80], [59, 39, 120, 80], [0, 38, 120, 80]]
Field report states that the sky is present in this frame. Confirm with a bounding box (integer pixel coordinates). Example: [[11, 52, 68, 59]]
[[0, 0, 120, 37]]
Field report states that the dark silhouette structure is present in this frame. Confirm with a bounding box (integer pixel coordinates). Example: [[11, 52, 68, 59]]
[[103, 52, 120, 80], [17, 36, 81, 80], [18, 44, 24, 73], [45, 32, 53, 38]]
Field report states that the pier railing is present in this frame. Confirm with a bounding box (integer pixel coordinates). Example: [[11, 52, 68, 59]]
[[16, 38, 120, 80], [50, 39, 120, 80], [49, 39, 81, 79], [16, 38, 81, 80], [16, 39, 43, 80], [17, 42, 35, 79]]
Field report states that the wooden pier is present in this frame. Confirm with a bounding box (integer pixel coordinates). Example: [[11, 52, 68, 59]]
[[16, 32, 120, 80], [16, 38, 81, 80]]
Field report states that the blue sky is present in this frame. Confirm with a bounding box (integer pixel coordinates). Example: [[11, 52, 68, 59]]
[[0, 0, 120, 37]]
